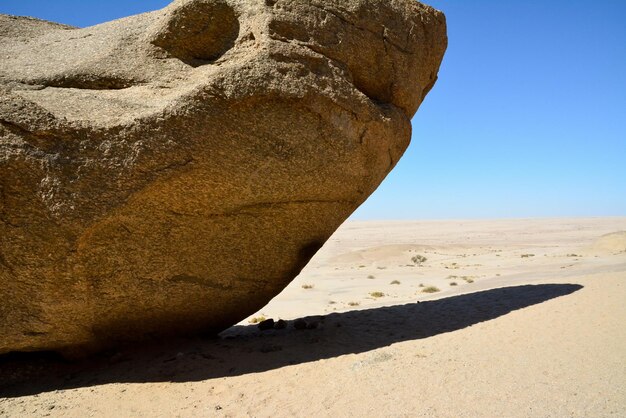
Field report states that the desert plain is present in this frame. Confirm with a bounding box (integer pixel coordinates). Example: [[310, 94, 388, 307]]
[[1, 217, 625, 417]]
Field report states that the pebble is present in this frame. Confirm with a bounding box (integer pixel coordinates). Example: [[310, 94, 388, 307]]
[[257, 318, 275, 331]]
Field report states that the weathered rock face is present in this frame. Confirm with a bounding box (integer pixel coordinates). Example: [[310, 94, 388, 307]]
[[0, 0, 446, 355]]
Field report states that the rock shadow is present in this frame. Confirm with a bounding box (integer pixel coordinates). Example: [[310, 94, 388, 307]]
[[0, 283, 582, 397]]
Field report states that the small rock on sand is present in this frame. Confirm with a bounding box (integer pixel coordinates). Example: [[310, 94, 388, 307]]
[[257, 319, 275, 331]]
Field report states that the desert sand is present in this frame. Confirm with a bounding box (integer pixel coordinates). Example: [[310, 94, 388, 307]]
[[1, 217, 625, 417]]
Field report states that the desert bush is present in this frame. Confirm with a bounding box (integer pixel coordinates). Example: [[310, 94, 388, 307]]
[[422, 286, 440, 293], [248, 316, 266, 324], [411, 254, 427, 266]]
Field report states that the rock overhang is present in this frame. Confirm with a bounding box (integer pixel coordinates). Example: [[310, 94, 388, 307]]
[[0, 0, 446, 356]]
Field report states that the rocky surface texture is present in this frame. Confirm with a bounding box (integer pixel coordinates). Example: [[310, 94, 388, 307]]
[[0, 0, 446, 355]]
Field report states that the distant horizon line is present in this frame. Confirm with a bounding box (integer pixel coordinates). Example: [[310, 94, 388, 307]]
[[347, 215, 626, 223]]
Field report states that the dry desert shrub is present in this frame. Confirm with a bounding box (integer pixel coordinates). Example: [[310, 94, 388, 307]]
[[411, 254, 427, 266], [248, 316, 266, 324], [422, 286, 440, 293]]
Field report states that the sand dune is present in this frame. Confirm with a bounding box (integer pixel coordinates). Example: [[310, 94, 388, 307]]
[[1, 218, 625, 417], [590, 231, 626, 255], [331, 244, 436, 264]]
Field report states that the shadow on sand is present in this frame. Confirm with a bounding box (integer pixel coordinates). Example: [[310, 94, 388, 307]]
[[0, 283, 582, 397]]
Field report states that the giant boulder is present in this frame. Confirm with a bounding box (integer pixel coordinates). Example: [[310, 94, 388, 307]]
[[0, 0, 446, 355]]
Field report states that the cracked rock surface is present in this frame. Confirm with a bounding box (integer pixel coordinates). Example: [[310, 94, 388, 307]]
[[0, 0, 446, 355]]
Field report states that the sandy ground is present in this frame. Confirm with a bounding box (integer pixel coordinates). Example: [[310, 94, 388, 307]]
[[1, 217, 625, 417]]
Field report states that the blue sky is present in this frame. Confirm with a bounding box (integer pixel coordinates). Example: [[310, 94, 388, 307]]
[[2, 1, 625, 219]]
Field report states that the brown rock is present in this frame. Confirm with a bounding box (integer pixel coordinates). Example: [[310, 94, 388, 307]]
[[293, 319, 308, 330], [274, 319, 287, 330], [0, 0, 446, 355], [257, 318, 275, 331]]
